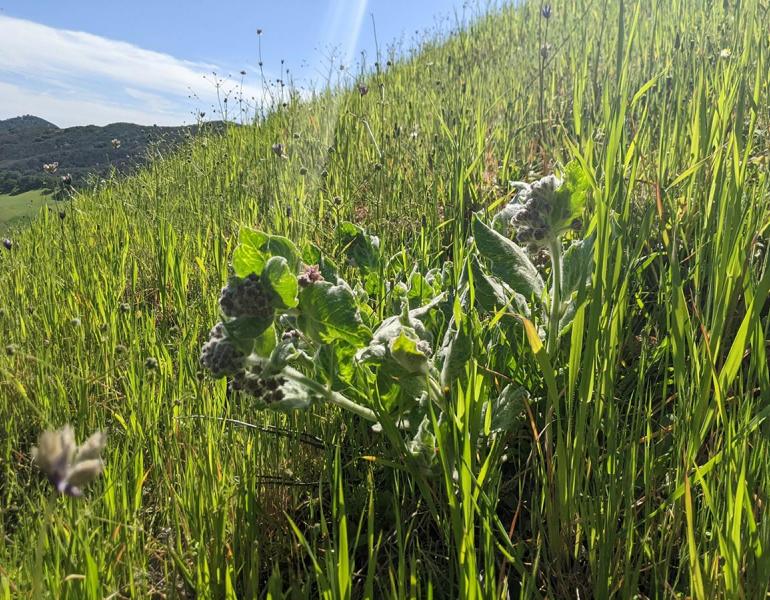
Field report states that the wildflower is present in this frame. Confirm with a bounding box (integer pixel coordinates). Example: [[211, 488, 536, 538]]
[[240, 70, 247, 75], [199, 111, 206, 119], [61, 174, 72, 186], [256, 28, 263, 35], [298, 265, 324, 287], [219, 274, 274, 319], [69, 317, 81, 327], [541, 4, 552, 19], [358, 84, 369, 96], [3, 238, 11, 251], [200, 322, 246, 378], [374, 162, 383, 171], [540, 43, 552, 59], [119, 302, 131, 313], [144, 357, 159, 370], [32, 426, 106, 497], [5, 343, 17, 356], [43, 162, 59, 174], [272, 143, 286, 158], [58, 211, 66, 220], [115, 344, 128, 355], [111, 138, 121, 149], [719, 48, 732, 59], [299, 166, 308, 176]]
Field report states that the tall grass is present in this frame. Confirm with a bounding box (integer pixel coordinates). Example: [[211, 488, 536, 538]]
[[1, 0, 769, 597]]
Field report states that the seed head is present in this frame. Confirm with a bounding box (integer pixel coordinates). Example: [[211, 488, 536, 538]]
[[358, 84, 369, 96], [271, 143, 285, 158], [299, 166, 308, 176], [144, 357, 159, 370], [3, 238, 12, 251], [32, 426, 106, 497], [541, 4, 552, 19]]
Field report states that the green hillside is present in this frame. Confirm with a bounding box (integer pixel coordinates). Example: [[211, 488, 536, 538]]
[[1, 1, 769, 598], [0, 189, 56, 233]]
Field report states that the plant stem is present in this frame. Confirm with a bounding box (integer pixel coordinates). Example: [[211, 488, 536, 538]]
[[547, 236, 563, 356], [32, 492, 56, 597], [282, 366, 378, 422]]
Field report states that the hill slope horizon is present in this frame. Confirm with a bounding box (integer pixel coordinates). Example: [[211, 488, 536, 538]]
[[0, 114, 225, 194]]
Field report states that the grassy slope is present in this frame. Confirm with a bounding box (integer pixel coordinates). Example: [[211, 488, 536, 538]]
[[0, 189, 54, 233], [1, 0, 770, 597]]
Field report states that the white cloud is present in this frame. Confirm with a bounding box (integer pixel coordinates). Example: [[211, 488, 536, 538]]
[[0, 14, 266, 127]]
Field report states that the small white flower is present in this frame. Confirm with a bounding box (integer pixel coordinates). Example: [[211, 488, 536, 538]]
[[719, 48, 732, 59], [32, 426, 106, 497]]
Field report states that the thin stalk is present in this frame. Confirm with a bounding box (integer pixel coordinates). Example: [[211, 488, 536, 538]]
[[547, 236, 563, 356], [32, 492, 57, 597], [282, 366, 378, 422]]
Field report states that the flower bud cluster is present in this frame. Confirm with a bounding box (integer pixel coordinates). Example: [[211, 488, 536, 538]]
[[230, 367, 286, 404], [200, 322, 246, 378], [219, 274, 274, 320], [507, 175, 568, 249]]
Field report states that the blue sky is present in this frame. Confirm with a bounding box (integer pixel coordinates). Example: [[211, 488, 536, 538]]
[[0, 1, 486, 127]]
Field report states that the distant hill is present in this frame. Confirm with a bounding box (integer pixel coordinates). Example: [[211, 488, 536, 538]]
[[0, 115, 225, 194]]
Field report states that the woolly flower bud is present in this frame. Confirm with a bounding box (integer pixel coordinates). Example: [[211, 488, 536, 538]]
[[32, 426, 106, 497], [504, 174, 567, 248], [219, 274, 274, 320], [200, 323, 246, 378]]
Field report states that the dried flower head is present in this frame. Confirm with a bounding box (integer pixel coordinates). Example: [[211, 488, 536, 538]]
[[32, 426, 106, 497], [541, 4, 552, 19], [358, 84, 369, 96]]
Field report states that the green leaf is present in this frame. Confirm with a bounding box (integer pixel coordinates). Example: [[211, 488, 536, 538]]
[[468, 255, 530, 316], [232, 227, 301, 277], [407, 416, 436, 465], [337, 221, 380, 271], [297, 281, 370, 345], [233, 228, 269, 277], [439, 321, 472, 387], [261, 256, 299, 309], [389, 330, 430, 375], [482, 385, 527, 434], [223, 315, 274, 354], [472, 215, 544, 299], [252, 324, 278, 357], [553, 160, 591, 228], [561, 233, 595, 300]]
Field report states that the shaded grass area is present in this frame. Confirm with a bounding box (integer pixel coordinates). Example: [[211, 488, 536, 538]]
[[1, 0, 770, 598]]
